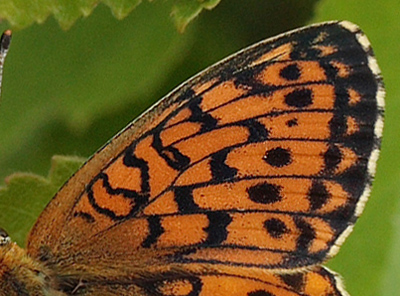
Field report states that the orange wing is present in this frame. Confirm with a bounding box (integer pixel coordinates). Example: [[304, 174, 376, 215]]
[[26, 21, 384, 295]]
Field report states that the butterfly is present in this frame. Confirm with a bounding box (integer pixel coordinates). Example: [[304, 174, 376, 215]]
[[0, 21, 384, 296]]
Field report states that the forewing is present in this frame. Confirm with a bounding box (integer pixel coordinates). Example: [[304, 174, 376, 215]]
[[27, 21, 383, 287]]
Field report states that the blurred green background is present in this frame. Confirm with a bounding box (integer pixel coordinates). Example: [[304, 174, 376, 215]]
[[0, 0, 399, 295]]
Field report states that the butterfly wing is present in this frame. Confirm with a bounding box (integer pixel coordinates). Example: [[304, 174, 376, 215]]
[[27, 21, 383, 295]]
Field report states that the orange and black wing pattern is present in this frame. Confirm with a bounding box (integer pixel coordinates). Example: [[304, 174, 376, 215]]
[[26, 21, 384, 295]]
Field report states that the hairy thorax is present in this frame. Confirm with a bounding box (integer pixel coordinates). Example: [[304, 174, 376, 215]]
[[0, 239, 65, 296]]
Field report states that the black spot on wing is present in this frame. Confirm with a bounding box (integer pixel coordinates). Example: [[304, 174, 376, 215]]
[[264, 147, 292, 167], [174, 186, 200, 213], [204, 211, 232, 245], [264, 218, 289, 238], [280, 63, 301, 81], [247, 182, 283, 204], [142, 216, 164, 248], [244, 119, 269, 143], [152, 133, 191, 171], [279, 273, 305, 291], [323, 144, 342, 172], [284, 88, 313, 108], [294, 217, 316, 253], [307, 181, 330, 211], [210, 149, 237, 182], [188, 96, 218, 132], [248, 290, 274, 296], [123, 145, 150, 194]]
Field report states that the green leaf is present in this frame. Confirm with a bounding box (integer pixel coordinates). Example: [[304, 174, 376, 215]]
[[48, 155, 86, 186], [0, 2, 195, 181], [0, 0, 220, 31], [103, 0, 142, 19], [0, 156, 84, 246], [171, 0, 221, 32]]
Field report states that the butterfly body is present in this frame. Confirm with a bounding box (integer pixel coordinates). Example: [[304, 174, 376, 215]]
[[0, 21, 384, 295]]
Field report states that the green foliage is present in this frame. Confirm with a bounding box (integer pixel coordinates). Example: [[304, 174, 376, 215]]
[[0, 0, 399, 295], [0, 0, 220, 31], [171, 0, 221, 32], [0, 156, 84, 245]]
